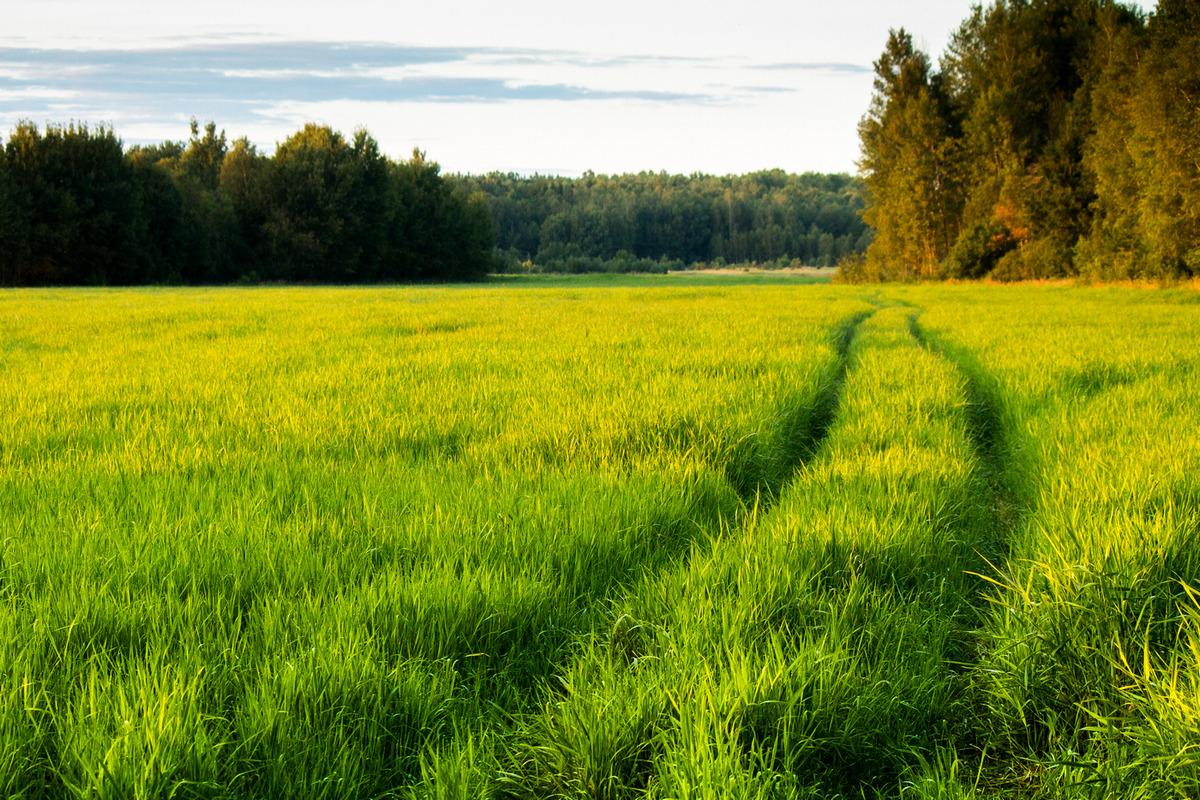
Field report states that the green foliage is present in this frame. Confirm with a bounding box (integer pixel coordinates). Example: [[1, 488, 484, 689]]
[[453, 170, 867, 271], [264, 124, 364, 281], [0, 121, 494, 286], [942, 219, 1014, 279], [218, 136, 274, 275], [2, 118, 859, 284], [855, 0, 1200, 282], [941, 0, 1117, 278], [1, 121, 139, 285], [390, 150, 495, 281], [0, 140, 20, 276], [859, 29, 963, 280], [1080, 0, 1200, 279], [125, 154, 185, 284]]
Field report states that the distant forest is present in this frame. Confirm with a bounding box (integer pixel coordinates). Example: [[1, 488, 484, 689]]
[[850, 0, 1200, 282], [0, 118, 869, 286], [452, 171, 870, 273], [0, 121, 493, 286]]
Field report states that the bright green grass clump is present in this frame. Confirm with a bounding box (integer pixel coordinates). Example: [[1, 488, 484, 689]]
[[1, 281, 1198, 799], [0, 285, 868, 798], [499, 306, 1000, 798], [910, 285, 1200, 798]]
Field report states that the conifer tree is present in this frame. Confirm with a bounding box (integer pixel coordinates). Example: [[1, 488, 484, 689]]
[[1128, 0, 1200, 276], [857, 29, 962, 280]]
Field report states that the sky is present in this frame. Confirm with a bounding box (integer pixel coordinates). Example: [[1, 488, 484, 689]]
[[1, 1, 1027, 176]]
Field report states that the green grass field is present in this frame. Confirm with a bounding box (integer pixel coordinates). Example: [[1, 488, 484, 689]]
[[0, 281, 1197, 798]]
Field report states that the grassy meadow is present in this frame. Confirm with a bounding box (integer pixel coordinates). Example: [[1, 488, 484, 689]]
[[0, 281, 1197, 798]]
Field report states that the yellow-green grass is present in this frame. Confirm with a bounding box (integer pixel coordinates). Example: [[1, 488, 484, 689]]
[[502, 306, 999, 798], [907, 284, 1200, 798], [0, 285, 867, 798], [2, 281, 1199, 799]]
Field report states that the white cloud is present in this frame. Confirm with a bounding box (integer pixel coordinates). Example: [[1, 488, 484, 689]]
[[1, 0, 1003, 173]]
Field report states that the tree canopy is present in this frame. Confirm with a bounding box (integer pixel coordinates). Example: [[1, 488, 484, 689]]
[[452, 170, 871, 273], [847, 0, 1199, 282], [0, 121, 495, 286], [0, 117, 870, 284]]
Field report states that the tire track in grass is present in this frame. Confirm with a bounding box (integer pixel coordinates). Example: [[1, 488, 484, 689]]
[[909, 293, 1200, 797], [484, 308, 874, 799], [723, 309, 873, 506], [645, 305, 1001, 798], [403, 307, 876, 798], [908, 310, 1021, 573], [637, 305, 1001, 797], [906, 308, 1032, 794], [494, 307, 1035, 800], [746, 307, 1006, 794]]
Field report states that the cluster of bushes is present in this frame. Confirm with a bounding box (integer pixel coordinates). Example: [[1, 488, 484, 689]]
[[499, 251, 684, 275], [850, 0, 1200, 282], [0, 120, 494, 286], [453, 170, 871, 271]]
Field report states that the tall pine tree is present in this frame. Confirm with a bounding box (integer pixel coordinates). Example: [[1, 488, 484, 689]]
[[857, 29, 962, 280]]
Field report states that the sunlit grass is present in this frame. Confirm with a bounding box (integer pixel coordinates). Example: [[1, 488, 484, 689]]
[[499, 306, 999, 797], [912, 284, 1200, 798], [0, 284, 865, 798], [1, 281, 1198, 798]]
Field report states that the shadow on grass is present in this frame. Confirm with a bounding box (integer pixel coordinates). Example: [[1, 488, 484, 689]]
[[723, 310, 873, 505]]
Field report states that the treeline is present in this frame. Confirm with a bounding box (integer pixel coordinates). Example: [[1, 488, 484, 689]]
[[452, 170, 871, 272], [850, 0, 1200, 282], [0, 121, 493, 286]]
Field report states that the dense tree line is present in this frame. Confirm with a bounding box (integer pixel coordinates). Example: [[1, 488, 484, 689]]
[[452, 170, 871, 272], [849, 0, 1200, 282], [0, 121, 494, 285]]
